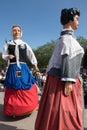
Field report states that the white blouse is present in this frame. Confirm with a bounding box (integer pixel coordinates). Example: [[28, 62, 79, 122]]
[[2, 39, 37, 68]]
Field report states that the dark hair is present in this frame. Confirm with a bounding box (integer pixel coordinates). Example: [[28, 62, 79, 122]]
[[60, 8, 80, 25]]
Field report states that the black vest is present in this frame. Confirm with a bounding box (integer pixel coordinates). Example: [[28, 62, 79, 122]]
[[8, 44, 27, 63]]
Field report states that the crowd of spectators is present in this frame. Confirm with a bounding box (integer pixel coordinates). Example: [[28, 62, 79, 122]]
[[0, 69, 5, 91]]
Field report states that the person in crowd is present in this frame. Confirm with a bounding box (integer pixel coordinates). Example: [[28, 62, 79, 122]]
[[0, 71, 5, 92], [35, 8, 84, 130], [82, 49, 87, 74], [82, 50, 87, 107], [2, 25, 39, 116]]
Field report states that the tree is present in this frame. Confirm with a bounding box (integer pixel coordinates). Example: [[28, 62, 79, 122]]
[[33, 40, 55, 70], [77, 36, 87, 51]]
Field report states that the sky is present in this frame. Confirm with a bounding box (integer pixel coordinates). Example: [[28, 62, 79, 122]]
[[0, 0, 87, 52]]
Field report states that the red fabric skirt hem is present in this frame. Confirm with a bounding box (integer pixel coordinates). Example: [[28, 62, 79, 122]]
[[4, 84, 38, 116]]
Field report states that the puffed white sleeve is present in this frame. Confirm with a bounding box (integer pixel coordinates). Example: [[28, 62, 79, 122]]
[[2, 43, 9, 60], [25, 43, 37, 65]]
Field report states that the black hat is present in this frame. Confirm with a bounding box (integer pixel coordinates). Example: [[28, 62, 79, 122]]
[[60, 8, 80, 25]]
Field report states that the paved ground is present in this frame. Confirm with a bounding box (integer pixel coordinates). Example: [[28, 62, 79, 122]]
[[0, 91, 87, 130]]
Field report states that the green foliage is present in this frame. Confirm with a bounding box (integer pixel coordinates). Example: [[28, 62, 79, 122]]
[[77, 36, 87, 51], [33, 40, 55, 68], [77, 36, 87, 65]]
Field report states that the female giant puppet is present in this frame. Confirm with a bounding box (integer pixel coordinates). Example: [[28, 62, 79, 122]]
[[35, 8, 84, 130], [2, 25, 39, 116]]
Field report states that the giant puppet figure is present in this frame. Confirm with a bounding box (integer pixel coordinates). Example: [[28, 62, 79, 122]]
[[2, 25, 39, 116], [35, 8, 84, 130]]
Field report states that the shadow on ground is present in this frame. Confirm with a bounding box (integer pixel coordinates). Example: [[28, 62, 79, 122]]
[[0, 104, 32, 122], [0, 123, 26, 130]]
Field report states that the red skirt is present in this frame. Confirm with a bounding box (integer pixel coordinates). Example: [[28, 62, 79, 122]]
[[35, 75, 83, 130], [4, 84, 38, 116]]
